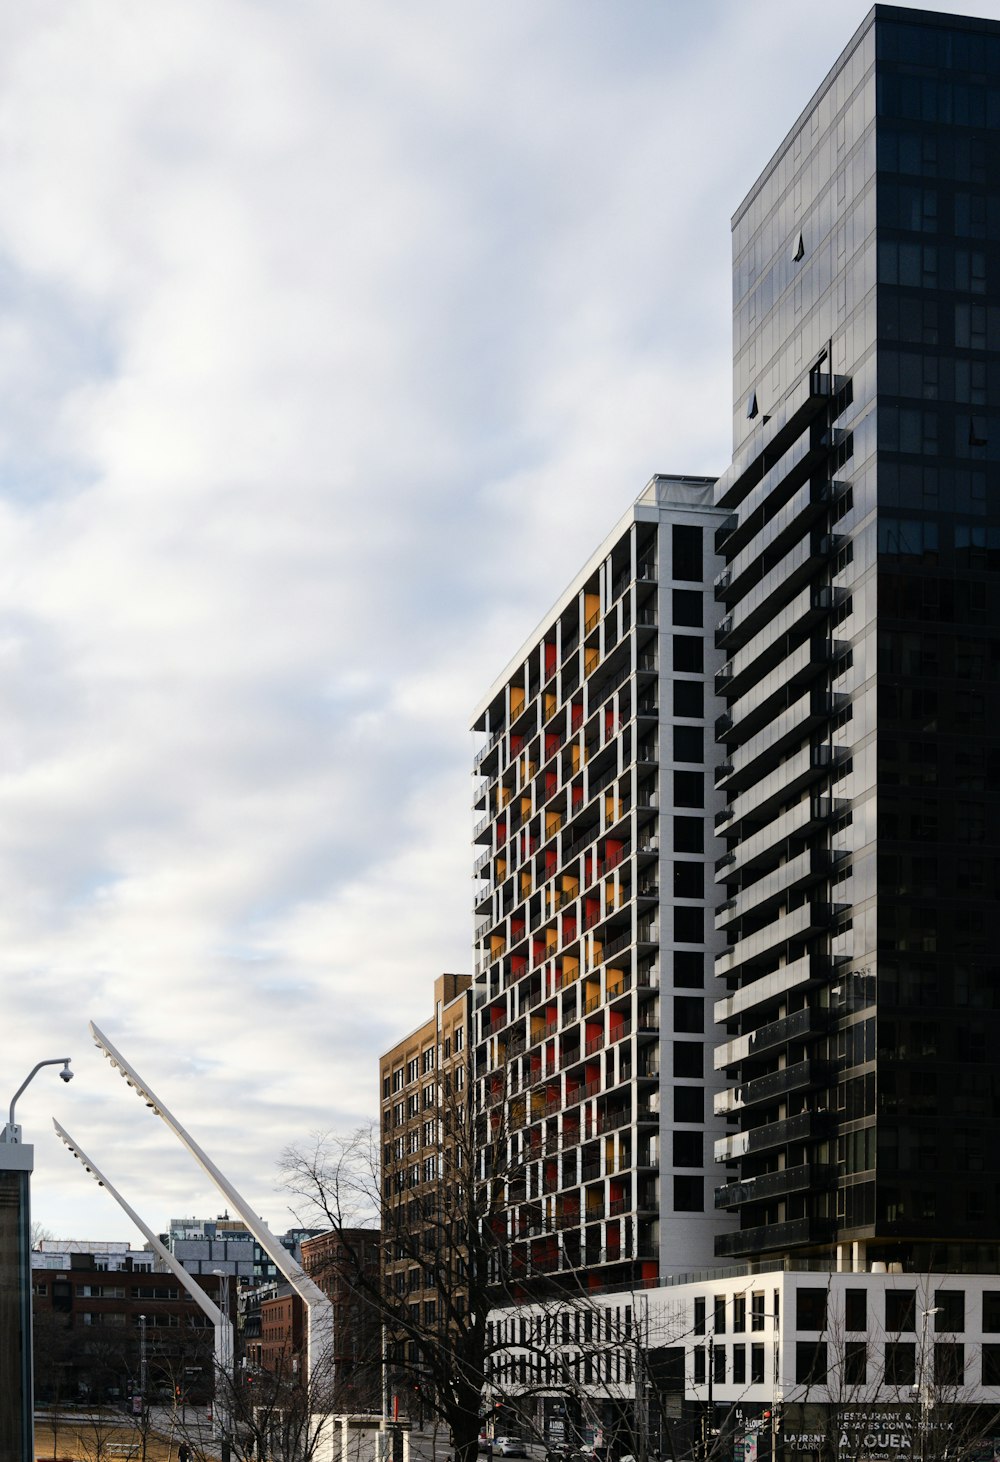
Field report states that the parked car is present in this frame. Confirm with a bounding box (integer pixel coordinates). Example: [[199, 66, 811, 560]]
[[496, 1439, 528, 1457]]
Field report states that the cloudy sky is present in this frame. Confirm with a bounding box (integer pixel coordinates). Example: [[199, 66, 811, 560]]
[[1, 0, 980, 1242]]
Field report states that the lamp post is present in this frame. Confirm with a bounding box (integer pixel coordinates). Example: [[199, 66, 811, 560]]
[[212, 1268, 233, 1458], [916, 1306, 943, 1462], [0, 1056, 74, 1462]]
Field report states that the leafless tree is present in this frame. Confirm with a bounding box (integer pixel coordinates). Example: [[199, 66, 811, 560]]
[[280, 1052, 539, 1462]]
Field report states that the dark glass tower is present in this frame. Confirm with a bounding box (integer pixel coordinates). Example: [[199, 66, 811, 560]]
[[712, 5, 1000, 1269]]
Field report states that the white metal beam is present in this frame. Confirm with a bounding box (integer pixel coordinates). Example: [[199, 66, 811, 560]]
[[53, 1118, 235, 1431], [89, 1021, 333, 1393]]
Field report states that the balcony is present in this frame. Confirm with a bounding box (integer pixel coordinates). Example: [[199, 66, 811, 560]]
[[714, 1003, 831, 1071], [713, 1108, 833, 1162], [722, 474, 842, 606], [714, 363, 839, 512], [716, 846, 849, 931], [714, 1162, 833, 1209], [715, 513, 739, 551], [715, 900, 849, 980], [474, 724, 505, 771], [723, 635, 847, 747], [714, 1057, 830, 1115], [714, 1215, 837, 1258]]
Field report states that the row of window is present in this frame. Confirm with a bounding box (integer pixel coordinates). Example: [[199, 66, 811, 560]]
[[490, 1348, 633, 1387], [694, 1287, 1000, 1337], [696, 1337, 990, 1389], [384, 1032, 467, 1099]]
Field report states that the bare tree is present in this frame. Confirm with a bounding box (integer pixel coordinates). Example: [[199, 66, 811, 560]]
[[280, 1049, 533, 1462]]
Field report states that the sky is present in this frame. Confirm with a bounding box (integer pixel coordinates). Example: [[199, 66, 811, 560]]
[[1, 0, 991, 1243]]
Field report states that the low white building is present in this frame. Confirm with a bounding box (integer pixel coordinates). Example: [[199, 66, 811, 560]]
[[488, 1265, 1000, 1459]]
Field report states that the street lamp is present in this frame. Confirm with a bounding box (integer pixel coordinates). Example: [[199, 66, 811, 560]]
[[0, 1056, 74, 1461], [212, 1268, 234, 1456], [915, 1306, 943, 1462]]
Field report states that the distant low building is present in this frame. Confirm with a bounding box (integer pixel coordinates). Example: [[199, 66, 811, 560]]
[[302, 1229, 382, 1411], [31, 1244, 229, 1405]]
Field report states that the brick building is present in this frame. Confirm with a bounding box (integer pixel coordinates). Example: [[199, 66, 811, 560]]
[[31, 1243, 229, 1405]]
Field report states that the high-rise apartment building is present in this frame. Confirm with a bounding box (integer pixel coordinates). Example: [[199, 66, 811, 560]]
[[466, 6, 1000, 1444], [471, 478, 734, 1295], [712, 2, 1000, 1270]]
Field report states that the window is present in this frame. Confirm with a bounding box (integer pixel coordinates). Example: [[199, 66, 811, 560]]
[[694, 1297, 706, 1335], [406, 1058, 419, 1084], [751, 1293, 765, 1331], [392, 1068, 404, 1093], [453, 1027, 464, 1051], [674, 862, 704, 899], [674, 1176, 703, 1211], [733, 1296, 746, 1333], [733, 1346, 746, 1384], [674, 772, 704, 809], [674, 726, 704, 763], [672, 525, 703, 582], [935, 1343, 964, 1386], [674, 907, 704, 943], [751, 1344, 765, 1384], [674, 996, 704, 1033], [982, 1345, 1000, 1385], [796, 1288, 827, 1331], [845, 1341, 867, 1385], [714, 1296, 727, 1334], [674, 817, 704, 853], [672, 589, 703, 626], [674, 952, 704, 987], [935, 1290, 965, 1332], [885, 1342, 915, 1385], [693, 1347, 706, 1385], [673, 1131, 702, 1167], [673, 636, 704, 673], [714, 1345, 726, 1384], [983, 1293, 1000, 1332], [673, 1042, 703, 1078], [845, 1289, 867, 1333], [674, 680, 703, 718], [796, 1341, 827, 1385], [421, 1047, 435, 1073], [674, 1087, 702, 1122], [886, 1290, 916, 1332]]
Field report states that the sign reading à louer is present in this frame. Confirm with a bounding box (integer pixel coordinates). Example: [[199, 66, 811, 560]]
[[783, 1412, 957, 1458]]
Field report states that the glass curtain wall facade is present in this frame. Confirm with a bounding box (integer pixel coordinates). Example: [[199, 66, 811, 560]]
[[713, 5, 1000, 1266]]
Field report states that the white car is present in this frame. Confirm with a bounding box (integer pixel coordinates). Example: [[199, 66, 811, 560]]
[[496, 1440, 528, 1458]]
